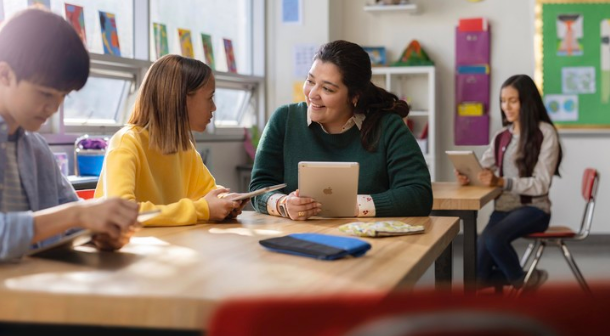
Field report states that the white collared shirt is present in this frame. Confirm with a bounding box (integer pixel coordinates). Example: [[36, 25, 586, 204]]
[[307, 113, 366, 133]]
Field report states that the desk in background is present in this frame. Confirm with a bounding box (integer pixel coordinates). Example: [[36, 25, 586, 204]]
[[0, 212, 459, 333], [67, 175, 98, 190], [431, 182, 502, 293]]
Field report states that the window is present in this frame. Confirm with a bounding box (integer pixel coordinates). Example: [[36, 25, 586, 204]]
[[150, 0, 264, 132], [1, 0, 264, 137], [63, 77, 132, 126], [2, 0, 135, 58], [150, 0, 252, 75]]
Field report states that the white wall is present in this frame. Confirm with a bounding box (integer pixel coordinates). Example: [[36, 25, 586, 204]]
[[266, 0, 610, 233], [267, 0, 332, 111]]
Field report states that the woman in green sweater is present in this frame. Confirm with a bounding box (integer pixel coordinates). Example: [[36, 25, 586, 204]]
[[250, 40, 432, 220]]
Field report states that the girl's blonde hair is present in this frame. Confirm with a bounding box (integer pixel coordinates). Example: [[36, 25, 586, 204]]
[[129, 54, 212, 154]]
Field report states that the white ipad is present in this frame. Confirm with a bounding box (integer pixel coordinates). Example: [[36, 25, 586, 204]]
[[27, 229, 93, 256], [445, 150, 484, 186], [298, 161, 359, 218], [232, 183, 287, 201], [27, 210, 162, 256]]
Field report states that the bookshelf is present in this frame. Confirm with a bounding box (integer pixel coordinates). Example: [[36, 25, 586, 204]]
[[371, 66, 437, 180]]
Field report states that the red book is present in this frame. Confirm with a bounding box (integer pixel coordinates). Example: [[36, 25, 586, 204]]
[[420, 122, 429, 140], [458, 18, 487, 32]]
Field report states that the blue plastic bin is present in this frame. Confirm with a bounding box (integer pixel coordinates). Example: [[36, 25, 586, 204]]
[[76, 150, 105, 176]]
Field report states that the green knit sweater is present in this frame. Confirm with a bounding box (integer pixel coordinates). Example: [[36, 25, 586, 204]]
[[250, 102, 432, 217]]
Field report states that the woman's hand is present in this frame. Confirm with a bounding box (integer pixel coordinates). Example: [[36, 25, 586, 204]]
[[285, 189, 322, 221], [478, 169, 500, 187], [454, 169, 470, 186]]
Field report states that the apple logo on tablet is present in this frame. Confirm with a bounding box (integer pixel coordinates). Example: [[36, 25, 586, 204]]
[[323, 187, 333, 195]]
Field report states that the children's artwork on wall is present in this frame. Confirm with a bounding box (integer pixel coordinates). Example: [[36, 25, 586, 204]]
[[201, 33, 215, 70], [293, 43, 317, 77], [556, 14, 583, 56], [223, 38, 237, 73], [544, 94, 579, 121], [178, 28, 194, 58], [293, 81, 305, 103], [362, 47, 387, 66], [536, 0, 610, 128], [98, 11, 121, 56], [153, 23, 169, 59], [65, 4, 87, 45], [562, 66, 595, 94], [28, 0, 49, 9]]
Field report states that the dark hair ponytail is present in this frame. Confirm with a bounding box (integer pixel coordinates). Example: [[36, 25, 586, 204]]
[[315, 40, 410, 152], [358, 82, 410, 151]]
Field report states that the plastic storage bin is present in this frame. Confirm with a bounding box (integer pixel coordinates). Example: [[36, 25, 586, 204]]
[[75, 150, 105, 176]]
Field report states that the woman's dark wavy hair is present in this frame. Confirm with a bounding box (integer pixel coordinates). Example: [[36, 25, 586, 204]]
[[500, 74, 562, 177], [314, 40, 410, 151]]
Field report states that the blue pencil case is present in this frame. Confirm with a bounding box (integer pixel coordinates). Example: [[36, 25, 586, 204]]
[[259, 233, 371, 260]]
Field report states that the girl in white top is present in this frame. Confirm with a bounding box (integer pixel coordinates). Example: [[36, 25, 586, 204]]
[[456, 74, 562, 291]]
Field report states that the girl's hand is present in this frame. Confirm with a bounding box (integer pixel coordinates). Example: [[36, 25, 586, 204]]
[[225, 197, 249, 219], [454, 169, 470, 186], [285, 189, 322, 221], [478, 169, 499, 187], [205, 188, 240, 221]]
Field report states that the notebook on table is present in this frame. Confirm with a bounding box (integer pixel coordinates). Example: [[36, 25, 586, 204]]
[[298, 161, 359, 218]]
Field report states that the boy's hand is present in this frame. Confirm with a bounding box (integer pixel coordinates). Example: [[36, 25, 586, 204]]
[[91, 225, 138, 251], [454, 169, 470, 186], [204, 188, 240, 221], [77, 198, 139, 240]]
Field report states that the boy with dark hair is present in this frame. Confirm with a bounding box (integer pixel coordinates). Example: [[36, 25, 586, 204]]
[[0, 9, 139, 260]]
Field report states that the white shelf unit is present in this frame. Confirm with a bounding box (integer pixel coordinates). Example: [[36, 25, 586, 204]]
[[363, 4, 418, 14], [371, 66, 436, 181]]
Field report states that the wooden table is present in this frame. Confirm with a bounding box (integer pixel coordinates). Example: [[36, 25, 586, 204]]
[[0, 212, 459, 334], [431, 182, 502, 293]]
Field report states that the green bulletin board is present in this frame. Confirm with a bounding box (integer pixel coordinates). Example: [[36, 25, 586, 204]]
[[537, 0, 610, 128]]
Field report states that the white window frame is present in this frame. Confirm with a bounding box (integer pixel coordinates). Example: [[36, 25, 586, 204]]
[[43, 0, 266, 144]]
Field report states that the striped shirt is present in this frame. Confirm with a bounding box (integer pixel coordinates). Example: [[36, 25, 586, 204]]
[[1, 135, 30, 212]]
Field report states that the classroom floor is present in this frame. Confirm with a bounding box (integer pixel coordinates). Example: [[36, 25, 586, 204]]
[[415, 234, 610, 291]]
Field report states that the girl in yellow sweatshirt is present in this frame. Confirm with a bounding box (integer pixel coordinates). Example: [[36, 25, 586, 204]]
[[95, 54, 245, 226]]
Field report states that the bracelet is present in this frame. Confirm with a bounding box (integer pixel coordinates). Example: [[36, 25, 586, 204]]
[[277, 196, 288, 218]]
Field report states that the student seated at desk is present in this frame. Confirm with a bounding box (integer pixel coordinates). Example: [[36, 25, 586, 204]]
[[455, 74, 562, 291], [0, 9, 139, 261], [250, 40, 432, 220], [95, 55, 247, 226]]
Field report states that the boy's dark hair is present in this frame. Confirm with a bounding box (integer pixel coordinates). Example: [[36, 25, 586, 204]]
[[0, 9, 89, 91]]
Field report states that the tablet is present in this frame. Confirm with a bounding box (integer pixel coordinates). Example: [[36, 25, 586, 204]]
[[27, 210, 162, 256], [232, 183, 287, 201], [445, 150, 484, 186], [27, 229, 93, 256], [298, 161, 359, 218]]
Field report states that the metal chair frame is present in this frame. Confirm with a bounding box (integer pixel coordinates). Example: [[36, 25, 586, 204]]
[[518, 168, 599, 294]]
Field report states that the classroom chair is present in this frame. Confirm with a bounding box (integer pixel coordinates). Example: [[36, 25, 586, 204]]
[[75, 189, 95, 200], [519, 168, 599, 294], [207, 284, 610, 336]]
